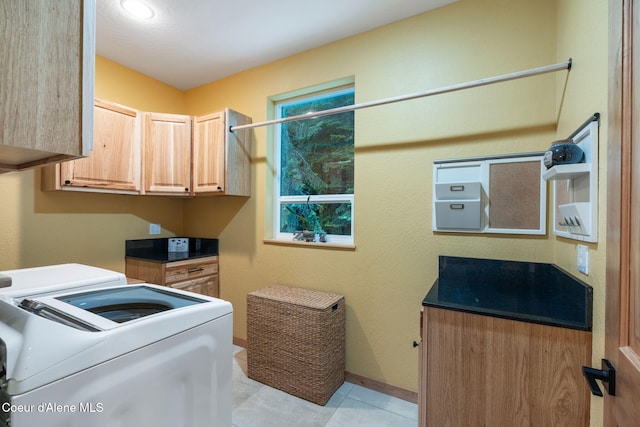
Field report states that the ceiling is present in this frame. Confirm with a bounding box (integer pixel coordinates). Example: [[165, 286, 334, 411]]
[[96, 0, 457, 90]]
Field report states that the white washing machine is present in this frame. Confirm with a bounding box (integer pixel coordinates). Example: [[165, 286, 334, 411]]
[[0, 264, 232, 427]]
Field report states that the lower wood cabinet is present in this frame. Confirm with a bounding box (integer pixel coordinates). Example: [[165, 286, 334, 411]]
[[125, 256, 219, 298], [419, 307, 591, 427]]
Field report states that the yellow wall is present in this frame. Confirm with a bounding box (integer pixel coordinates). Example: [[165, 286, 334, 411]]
[[0, 0, 608, 424], [95, 55, 185, 113]]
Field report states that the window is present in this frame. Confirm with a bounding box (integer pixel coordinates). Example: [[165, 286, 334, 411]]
[[274, 85, 355, 244]]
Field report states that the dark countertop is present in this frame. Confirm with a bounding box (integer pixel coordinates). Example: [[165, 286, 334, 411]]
[[422, 256, 593, 331], [125, 238, 219, 263]]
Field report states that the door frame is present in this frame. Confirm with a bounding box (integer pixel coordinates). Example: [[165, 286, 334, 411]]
[[605, 0, 640, 424]]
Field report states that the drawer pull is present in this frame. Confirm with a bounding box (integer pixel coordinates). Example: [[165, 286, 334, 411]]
[[450, 204, 465, 210], [450, 185, 465, 191], [187, 268, 204, 273]]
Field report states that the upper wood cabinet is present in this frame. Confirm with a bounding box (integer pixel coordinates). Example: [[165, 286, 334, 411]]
[[0, 0, 95, 173], [42, 100, 142, 193], [143, 113, 192, 195], [44, 99, 142, 193], [193, 109, 252, 196], [41, 103, 252, 198]]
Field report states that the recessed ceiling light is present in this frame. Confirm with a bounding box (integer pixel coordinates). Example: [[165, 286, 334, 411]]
[[121, 0, 154, 19]]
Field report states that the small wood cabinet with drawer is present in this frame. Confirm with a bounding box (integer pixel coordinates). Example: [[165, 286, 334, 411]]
[[125, 256, 219, 298]]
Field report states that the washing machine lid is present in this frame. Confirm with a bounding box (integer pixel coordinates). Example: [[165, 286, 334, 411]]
[[0, 264, 127, 298], [19, 285, 208, 331]]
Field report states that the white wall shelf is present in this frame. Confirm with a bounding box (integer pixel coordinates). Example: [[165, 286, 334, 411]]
[[542, 163, 591, 181], [544, 113, 599, 242]]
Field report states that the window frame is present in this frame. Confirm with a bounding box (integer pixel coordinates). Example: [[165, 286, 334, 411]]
[[272, 83, 355, 245]]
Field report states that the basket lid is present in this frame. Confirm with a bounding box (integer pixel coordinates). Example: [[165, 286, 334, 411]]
[[249, 285, 343, 310]]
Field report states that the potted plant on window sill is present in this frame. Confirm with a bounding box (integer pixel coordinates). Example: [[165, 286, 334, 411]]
[[286, 196, 324, 242]]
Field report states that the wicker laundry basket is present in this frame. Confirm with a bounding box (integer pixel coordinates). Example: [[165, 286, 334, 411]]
[[247, 285, 345, 405]]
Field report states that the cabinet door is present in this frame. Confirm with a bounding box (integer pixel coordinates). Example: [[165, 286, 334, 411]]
[[418, 309, 427, 427], [144, 113, 192, 195], [206, 274, 220, 298], [193, 112, 225, 194], [60, 99, 141, 192], [170, 275, 219, 298], [170, 277, 205, 294], [0, 0, 95, 172], [421, 307, 590, 426]]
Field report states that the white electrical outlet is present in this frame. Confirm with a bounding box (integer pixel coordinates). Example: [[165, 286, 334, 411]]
[[577, 244, 589, 275], [149, 223, 161, 235]]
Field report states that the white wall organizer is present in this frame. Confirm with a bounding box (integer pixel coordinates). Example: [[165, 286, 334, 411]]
[[543, 113, 600, 242], [433, 153, 547, 235]]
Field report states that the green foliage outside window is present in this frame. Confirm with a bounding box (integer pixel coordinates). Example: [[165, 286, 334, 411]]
[[279, 89, 354, 236]]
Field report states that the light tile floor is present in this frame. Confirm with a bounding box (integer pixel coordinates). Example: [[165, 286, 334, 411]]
[[232, 346, 418, 427]]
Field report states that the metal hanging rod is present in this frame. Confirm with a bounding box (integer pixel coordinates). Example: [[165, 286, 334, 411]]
[[229, 58, 572, 133], [567, 112, 600, 140]]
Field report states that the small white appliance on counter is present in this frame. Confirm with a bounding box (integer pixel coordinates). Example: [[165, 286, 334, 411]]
[[0, 264, 232, 427]]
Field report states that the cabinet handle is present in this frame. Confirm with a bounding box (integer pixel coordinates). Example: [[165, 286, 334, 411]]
[[449, 204, 465, 210], [187, 268, 204, 273], [185, 188, 189, 192], [450, 185, 465, 191]]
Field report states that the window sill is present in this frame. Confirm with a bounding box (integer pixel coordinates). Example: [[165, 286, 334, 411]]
[[263, 239, 356, 251]]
